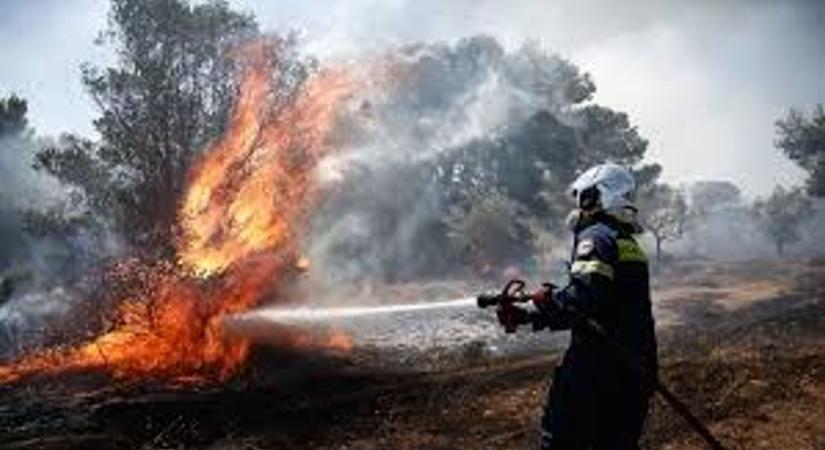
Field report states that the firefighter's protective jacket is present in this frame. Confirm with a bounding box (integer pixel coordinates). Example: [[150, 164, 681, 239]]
[[543, 212, 657, 371], [536, 212, 658, 448]]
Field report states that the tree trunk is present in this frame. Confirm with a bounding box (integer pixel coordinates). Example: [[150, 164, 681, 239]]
[[656, 237, 663, 263], [776, 240, 784, 258]]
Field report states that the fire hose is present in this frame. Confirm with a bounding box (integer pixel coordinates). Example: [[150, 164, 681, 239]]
[[478, 279, 728, 450]]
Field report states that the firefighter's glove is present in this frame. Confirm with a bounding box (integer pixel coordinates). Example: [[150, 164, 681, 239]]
[[496, 303, 531, 333], [531, 283, 559, 314], [529, 284, 570, 331]]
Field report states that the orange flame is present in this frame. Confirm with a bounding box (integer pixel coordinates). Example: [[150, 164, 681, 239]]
[[180, 43, 351, 276], [0, 40, 355, 384]]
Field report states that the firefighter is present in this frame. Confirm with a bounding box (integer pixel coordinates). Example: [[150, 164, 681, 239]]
[[496, 163, 658, 450]]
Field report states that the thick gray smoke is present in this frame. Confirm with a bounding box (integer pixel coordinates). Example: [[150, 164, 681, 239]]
[[246, 0, 823, 196], [306, 36, 585, 288], [0, 134, 119, 359], [800, 200, 825, 256], [662, 181, 824, 261], [679, 208, 825, 261], [0, 134, 67, 277], [673, 207, 774, 261]]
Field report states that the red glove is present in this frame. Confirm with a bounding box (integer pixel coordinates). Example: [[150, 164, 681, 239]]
[[496, 303, 531, 333], [531, 284, 559, 313]]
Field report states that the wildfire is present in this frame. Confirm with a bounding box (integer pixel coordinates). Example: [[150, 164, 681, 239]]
[[180, 43, 351, 277], [0, 40, 356, 384]]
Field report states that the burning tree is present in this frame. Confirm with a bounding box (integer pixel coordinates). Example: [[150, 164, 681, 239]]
[[1, 2, 666, 383], [4, 0, 355, 383], [33, 0, 267, 260], [752, 185, 815, 257], [638, 183, 689, 262], [0, 31, 356, 383]]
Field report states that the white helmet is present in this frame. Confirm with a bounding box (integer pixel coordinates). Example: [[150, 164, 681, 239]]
[[568, 163, 637, 219]]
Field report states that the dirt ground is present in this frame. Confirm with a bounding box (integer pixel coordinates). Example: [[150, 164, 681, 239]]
[[2, 259, 825, 449]]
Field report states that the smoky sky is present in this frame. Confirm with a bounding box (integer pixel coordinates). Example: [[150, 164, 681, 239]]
[[1, 0, 822, 196]]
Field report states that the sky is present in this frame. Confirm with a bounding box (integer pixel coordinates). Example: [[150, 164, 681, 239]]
[[0, 0, 822, 196]]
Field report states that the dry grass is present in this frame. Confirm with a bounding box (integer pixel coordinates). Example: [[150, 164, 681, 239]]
[[2, 259, 825, 450]]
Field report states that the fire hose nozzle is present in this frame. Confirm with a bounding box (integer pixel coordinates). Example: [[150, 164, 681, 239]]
[[477, 293, 501, 309], [477, 279, 532, 309]]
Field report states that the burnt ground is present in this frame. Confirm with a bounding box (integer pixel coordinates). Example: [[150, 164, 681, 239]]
[[2, 259, 825, 449]]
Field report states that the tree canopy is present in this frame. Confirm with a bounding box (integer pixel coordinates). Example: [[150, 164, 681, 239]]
[[637, 183, 689, 262], [752, 185, 814, 257], [689, 180, 742, 216], [27, 1, 658, 280], [0, 95, 29, 138], [34, 0, 265, 259], [312, 36, 657, 280], [775, 104, 825, 197]]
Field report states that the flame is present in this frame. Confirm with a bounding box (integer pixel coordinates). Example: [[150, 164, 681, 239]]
[[325, 331, 355, 354], [180, 43, 352, 276], [0, 40, 355, 384]]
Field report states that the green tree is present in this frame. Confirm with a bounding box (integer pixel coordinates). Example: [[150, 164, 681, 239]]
[[688, 180, 742, 217], [434, 39, 650, 228], [315, 36, 657, 281], [0, 96, 109, 283], [752, 185, 814, 257], [0, 94, 33, 273], [638, 183, 689, 262], [0, 95, 29, 138], [444, 189, 528, 275], [775, 105, 825, 197], [571, 105, 649, 169], [632, 163, 663, 191], [35, 0, 267, 259]]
